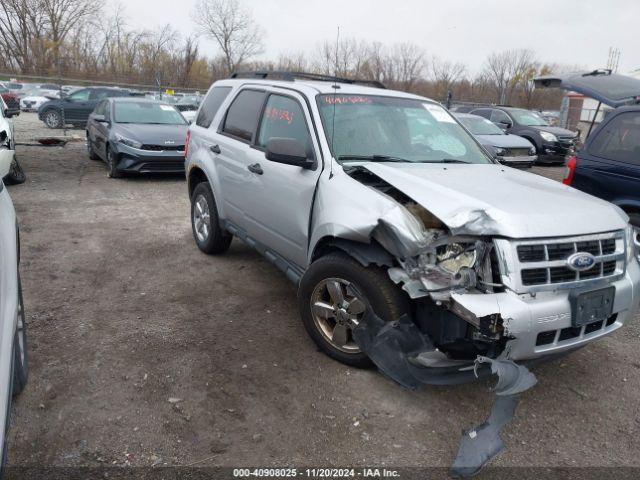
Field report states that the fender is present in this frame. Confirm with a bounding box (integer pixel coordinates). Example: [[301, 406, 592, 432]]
[[186, 141, 227, 222]]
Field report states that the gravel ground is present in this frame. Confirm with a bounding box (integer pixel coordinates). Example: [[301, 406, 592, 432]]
[[4, 112, 640, 475]]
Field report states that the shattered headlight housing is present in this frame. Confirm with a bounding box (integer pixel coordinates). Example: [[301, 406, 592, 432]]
[[436, 243, 477, 275], [493, 147, 506, 157]]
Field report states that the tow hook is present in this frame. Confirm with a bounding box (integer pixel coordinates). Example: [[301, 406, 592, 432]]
[[451, 357, 537, 477]]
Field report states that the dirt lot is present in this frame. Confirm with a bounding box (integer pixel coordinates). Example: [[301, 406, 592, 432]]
[[5, 112, 640, 474]]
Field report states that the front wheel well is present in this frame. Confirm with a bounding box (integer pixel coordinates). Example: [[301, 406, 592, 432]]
[[311, 237, 395, 268], [188, 167, 208, 198]]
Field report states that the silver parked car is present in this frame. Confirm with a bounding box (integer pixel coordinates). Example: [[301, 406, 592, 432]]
[[185, 72, 640, 386], [0, 147, 28, 469]]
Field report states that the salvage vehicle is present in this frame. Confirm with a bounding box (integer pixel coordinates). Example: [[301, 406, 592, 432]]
[[0, 89, 19, 119], [185, 72, 640, 387], [454, 113, 536, 167], [0, 145, 29, 471], [20, 88, 60, 112], [38, 87, 132, 128], [86, 98, 189, 177], [534, 71, 640, 228], [469, 106, 578, 164]]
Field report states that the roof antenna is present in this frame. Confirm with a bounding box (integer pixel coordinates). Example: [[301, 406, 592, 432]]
[[329, 26, 340, 179]]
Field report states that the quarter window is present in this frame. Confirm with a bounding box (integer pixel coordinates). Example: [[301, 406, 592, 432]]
[[257, 95, 313, 156], [589, 112, 640, 164], [222, 89, 265, 142], [196, 86, 232, 128]]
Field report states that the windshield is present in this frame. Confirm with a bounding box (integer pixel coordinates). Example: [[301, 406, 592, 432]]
[[317, 94, 492, 164], [114, 102, 187, 124], [509, 109, 549, 126], [457, 115, 504, 135]]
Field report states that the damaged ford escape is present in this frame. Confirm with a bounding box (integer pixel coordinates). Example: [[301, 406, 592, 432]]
[[185, 72, 640, 386]]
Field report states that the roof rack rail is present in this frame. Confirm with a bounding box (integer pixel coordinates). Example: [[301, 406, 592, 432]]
[[229, 71, 386, 89]]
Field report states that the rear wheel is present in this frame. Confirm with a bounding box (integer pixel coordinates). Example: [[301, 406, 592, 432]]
[[86, 136, 99, 160], [298, 252, 409, 368], [190, 182, 232, 254], [12, 276, 28, 396], [43, 109, 63, 129]]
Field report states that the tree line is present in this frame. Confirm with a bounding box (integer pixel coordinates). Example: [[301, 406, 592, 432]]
[[0, 0, 568, 108]]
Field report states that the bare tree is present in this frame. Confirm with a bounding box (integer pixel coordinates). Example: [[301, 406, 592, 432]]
[[430, 55, 466, 99], [192, 0, 263, 75]]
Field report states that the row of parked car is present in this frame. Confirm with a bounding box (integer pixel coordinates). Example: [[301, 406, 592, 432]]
[[450, 104, 579, 167]]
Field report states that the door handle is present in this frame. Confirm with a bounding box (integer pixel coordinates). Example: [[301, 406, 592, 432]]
[[210, 144, 221, 154], [247, 163, 263, 175]]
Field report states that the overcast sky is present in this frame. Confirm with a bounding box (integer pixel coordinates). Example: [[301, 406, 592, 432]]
[[122, 0, 638, 75]]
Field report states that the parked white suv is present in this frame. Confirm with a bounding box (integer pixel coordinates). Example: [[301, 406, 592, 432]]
[[0, 147, 28, 468], [185, 72, 639, 386]]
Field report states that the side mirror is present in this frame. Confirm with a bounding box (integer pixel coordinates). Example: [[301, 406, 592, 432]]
[[265, 138, 315, 169], [92, 114, 108, 124], [0, 149, 14, 178], [498, 121, 512, 130]]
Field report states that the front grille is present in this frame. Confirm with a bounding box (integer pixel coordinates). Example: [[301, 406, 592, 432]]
[[504, 231, 625, 292], [140, 144, 185, 152], [138, 161, 185, 172], [505, 148, 531, 157], [535, 314, 618, 346]]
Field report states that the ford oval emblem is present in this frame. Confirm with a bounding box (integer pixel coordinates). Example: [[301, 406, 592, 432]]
[[567, 252, 596, 272]]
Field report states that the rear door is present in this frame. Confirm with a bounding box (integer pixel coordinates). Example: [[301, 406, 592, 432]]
[[63, 88, 91, 123], [240, 90, 322, 267], [575, 110, 640, 207]]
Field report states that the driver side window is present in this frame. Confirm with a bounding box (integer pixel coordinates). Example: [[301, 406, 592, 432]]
[[491, 110, 511, 124], [257, 94, 313, 157], [69, 89, 90, 102]]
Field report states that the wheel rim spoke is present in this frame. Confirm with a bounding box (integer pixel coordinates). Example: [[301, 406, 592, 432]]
[[312, 301, 335, 319], [332, 323, 349, 347], [326, 280, 344, 305], [347, 297, 366, 315]]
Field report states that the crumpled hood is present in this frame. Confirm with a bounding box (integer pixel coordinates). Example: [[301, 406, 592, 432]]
[[359, 162, 628, 238], [475, 134, 534, 149], [530, 125, 576, 137]]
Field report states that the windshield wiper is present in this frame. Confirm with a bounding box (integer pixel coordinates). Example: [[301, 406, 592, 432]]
[[440, 158, 471, 164], [338, 154, 410, 163]]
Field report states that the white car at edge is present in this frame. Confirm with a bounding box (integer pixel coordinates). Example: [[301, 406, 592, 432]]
[[0, 146, 28, 470]]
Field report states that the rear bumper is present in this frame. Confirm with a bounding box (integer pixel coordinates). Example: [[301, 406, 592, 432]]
[[114, 144, 186, 174]]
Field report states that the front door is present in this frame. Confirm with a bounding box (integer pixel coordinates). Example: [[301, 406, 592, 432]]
[[241, 91, 322, 268]]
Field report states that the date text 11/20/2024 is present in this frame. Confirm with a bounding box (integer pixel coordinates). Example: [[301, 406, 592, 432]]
[[233, 468, 401, 478]]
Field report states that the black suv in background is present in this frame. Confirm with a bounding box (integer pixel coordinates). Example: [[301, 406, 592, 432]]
[[38, 87, 132, 128], [467, 106, 578, 164]]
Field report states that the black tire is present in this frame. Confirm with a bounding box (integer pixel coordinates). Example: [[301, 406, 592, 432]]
[[86, 135, 99, 160], [190, 182, 232, 254], [3, 155, 26, 185], [106, 146, 122, 178], [42, 109, 63, 129], [298, 252, 409, 368], [12, 276, 28, 397]]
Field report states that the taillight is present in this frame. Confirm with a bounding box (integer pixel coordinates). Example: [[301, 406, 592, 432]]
[[563, 156, 577, 185], [184, 130, 191, 158]]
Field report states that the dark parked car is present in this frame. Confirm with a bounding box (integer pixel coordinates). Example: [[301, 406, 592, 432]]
[[86, 98, 188, 177], [454, 113, 537, 167], [535, 70, 640, 228], [468, 106, 578, 164], [38, 87, 131, 128]]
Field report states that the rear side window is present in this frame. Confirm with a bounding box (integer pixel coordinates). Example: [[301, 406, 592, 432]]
[[222, 89, 265, 142], [589, 112, 640, 164], [196, 86, 232, 128], [257, 94, 313, 156]]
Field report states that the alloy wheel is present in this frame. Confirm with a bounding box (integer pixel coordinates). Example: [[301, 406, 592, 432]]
[[310, 278, 367, 353], [193, 194, 211, 242]]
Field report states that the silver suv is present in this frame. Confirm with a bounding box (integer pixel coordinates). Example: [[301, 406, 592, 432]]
[[185, 72, 640, 385]]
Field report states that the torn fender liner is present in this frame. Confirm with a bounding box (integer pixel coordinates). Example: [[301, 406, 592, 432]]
[[475, 356, 537, 396], [450, 394, 520, 478]]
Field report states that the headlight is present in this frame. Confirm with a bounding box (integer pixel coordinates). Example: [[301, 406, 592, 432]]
[[528, 147, 536, 156], [540, 131, 557, 142], [436, 243, 477, 275], [493, 147, 506, 157], [626, 224, 640, 264], [115, 133, 142, 149]]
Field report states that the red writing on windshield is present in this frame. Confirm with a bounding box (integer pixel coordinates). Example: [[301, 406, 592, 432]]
[[265, 107, 293, 125], [323, 96, 373, 105]]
